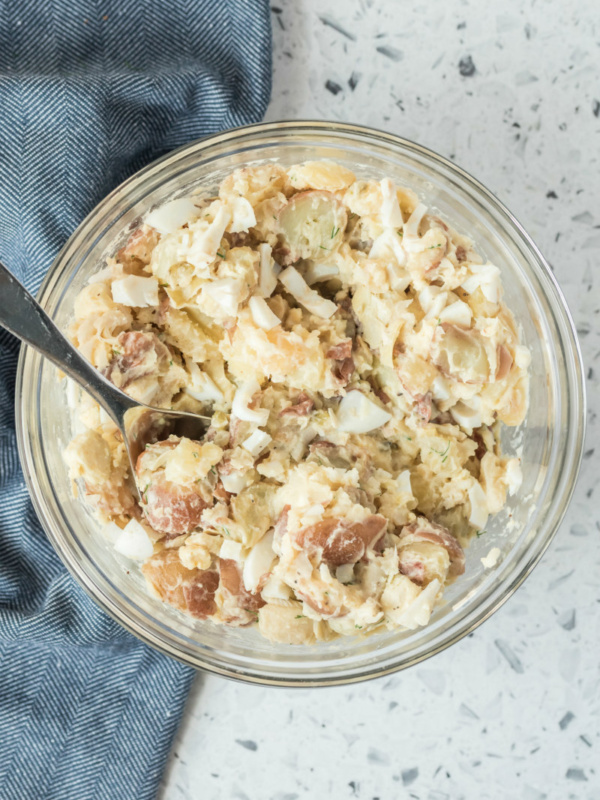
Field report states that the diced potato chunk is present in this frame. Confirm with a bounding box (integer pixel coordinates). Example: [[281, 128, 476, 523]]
[[398, 542, 450, 586], [289, 161, 356, 192], [277, 191, 347, 264], [434, 325, 490, 384], [65, 430, 112, 487], [258, 602, 316, 644]]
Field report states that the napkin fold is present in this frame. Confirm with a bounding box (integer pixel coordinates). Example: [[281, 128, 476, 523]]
[[0, 1, 272, 797]]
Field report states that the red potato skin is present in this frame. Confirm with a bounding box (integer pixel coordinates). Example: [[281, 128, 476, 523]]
[[294, 515, 387, 567], [327, 339, 355, 386], [398, 551, 427, 585], [415, 392, 432, 423], [116, 226, 160, 266], [142, 474, 208, 537], [375, 388, 391, 405], [495, 344, 513, 381], [184, 570, 220, 618], [332, 357, 355, 385], [455, 245, 467, 263], [397, 371, 432, 423], [280, 392, 315, 417], [472, 430, 487, 462], [398, 518, 465, 578], [273, 505, 290, 549], [105, 330, 171, 389], [219, 559, 265, 612], [142, 549, 218, 619], [136, 441, 210, 538], [326, 340, 353, 360]]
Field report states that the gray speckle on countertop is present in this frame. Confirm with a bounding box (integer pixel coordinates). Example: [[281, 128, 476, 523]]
[[159, 1, 600, 798]]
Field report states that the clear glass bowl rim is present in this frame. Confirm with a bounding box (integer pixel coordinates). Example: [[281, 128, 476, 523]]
[[15, 120, 586, 687]]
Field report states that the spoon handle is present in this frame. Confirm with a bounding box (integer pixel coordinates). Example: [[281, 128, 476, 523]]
[[0, 261, 131, 418]]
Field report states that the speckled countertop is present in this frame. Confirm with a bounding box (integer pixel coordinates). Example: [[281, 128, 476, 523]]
[[159, 2, 600, 798]]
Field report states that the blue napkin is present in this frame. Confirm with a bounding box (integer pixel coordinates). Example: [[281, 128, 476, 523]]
[[0, 1, 272, 797]]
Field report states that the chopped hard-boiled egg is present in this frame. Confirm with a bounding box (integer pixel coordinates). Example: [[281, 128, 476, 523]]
[[113, 519, 155, 561], [242, 429, 272, 457], [232, 380, 269, 425], [249, 296, 280, 330], [461, 263, 502, 304], [146, 197, 200, 234], [111, 275, 159, 307], [379, 178, 404, 229], [229, 196, 257, 233], [279, 266, 338, 318], [187, 204, 231, 270], [243, 531, 276, 593], [468, 481, 489, 530], [337, 390, 392, 433], [257, 243, 280, 297]]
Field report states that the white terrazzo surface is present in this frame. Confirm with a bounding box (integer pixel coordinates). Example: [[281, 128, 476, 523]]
[[160, 1, 600, 797]]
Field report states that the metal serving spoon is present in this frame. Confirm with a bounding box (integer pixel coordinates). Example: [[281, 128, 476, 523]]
[[0, 262, 210, 499]]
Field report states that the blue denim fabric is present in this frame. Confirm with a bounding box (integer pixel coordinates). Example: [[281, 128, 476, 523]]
[[0, 1, 271, 797]]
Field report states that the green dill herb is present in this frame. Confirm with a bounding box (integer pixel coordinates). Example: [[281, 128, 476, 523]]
[[397, 229, 404, 237], [192, 452, 198, 459], [427, 243, 442, 250], [318, 245, 330, 251], [169, 359, 173, 366], [210, 466, 216, 474], [223, 527, 231, 537], [295, 614, 305, 619], [355, 624, 363, 629], [436, 317, 441, 326], [431, 442, 451, 462], [404, 435, 412, 441], [112, 348, 122, 356], [217, 250, 226, 259], [159, 282, 169, 288], [331, 225, 339, 239], [476, 529, 486, 537]]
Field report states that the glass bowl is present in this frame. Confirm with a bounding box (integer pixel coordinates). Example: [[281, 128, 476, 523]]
[[16, 121, 585, 686]]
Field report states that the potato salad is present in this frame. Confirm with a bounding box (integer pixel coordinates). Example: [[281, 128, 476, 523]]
[[64, 160, 529, 644]]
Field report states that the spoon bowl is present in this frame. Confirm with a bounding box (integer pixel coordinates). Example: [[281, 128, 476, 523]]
[[0, 261, 210, 503]]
